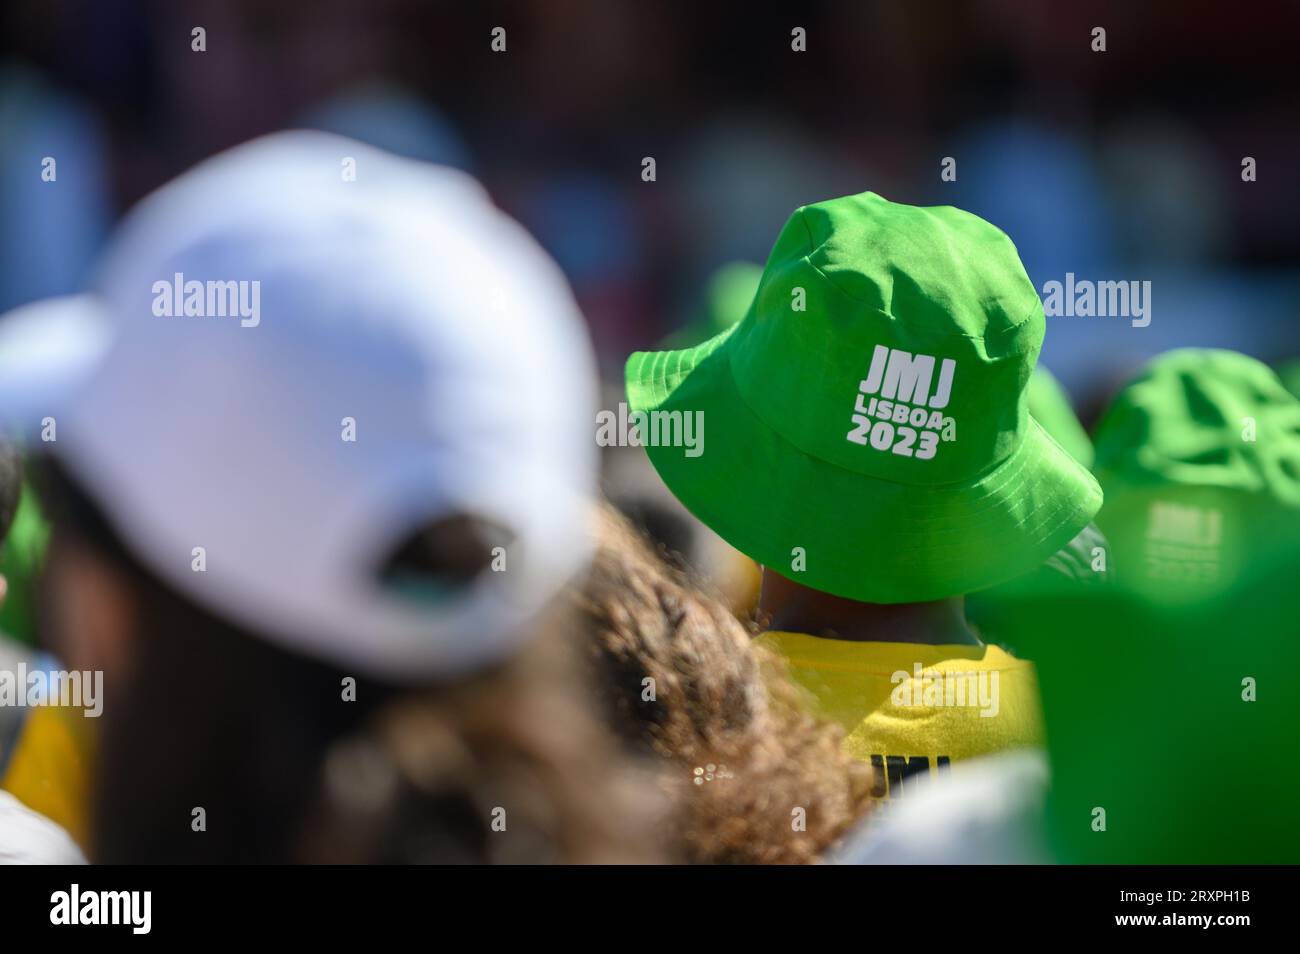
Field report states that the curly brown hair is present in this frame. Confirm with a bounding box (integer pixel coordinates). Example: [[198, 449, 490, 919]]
[[576, 503, 874, 864]]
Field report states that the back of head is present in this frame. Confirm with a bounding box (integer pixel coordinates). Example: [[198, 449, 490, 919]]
[[2, 132, 654, 863], [36, 430, 662, 865]]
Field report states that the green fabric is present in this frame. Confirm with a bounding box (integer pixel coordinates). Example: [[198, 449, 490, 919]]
[[1094, 348, 1300, 503], [1026, 364, 1094, 468], [1275, 358, 1300, 402], [1001, 547, 1300, 863], [0, 484, 48, 645], [625, 191, 1102, 603], [658, 261, 763, 351], [1092, 349, 1300, 601], [980, 349, 1300, 862], [965, 522, 1111, 646]]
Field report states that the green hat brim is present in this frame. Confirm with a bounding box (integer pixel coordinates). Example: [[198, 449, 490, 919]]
[[626, 328, 1103, 603]]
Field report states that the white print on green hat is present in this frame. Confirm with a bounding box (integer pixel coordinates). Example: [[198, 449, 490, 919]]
[[846, 345, 956, 459], [1144, 500, 1222, 583]]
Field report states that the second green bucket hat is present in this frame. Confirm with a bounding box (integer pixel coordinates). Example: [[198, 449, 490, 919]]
[[1092, 348, 1300, 599], [625, 192, 1102, 603]]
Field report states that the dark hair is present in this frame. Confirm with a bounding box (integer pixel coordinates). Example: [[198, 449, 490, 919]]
[[34, 457, 661, 863], [0, 441, 24, 542]]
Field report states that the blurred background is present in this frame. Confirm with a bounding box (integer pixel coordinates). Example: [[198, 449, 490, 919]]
[[2, 0, 1298, 867], [3, 0, 1297, 423]]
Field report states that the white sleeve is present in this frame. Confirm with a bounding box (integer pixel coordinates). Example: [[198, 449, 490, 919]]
[[0, 790, 88, 865]]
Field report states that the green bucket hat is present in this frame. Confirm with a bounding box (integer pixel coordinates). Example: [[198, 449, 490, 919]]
[[625, 192, 1102, 603], [1093, 348, 1300, 599]]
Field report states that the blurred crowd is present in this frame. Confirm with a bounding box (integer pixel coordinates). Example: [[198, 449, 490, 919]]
[[4, 1, 1299, 382]]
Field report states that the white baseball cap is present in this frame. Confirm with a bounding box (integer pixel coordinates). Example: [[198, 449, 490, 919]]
[[0, 130, 598, 681]]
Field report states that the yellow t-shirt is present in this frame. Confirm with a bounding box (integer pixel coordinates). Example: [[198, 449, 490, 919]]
[[1, 703, 93, 849], [757, 631, 1044, 800]]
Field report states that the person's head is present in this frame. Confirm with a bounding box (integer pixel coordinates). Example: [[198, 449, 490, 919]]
[[36, 458, 658, 862], [1, 131, 655, 862], [624, 192, 1102, 611], [1092, 348, 1300, 601], [577, 503, 873, 863]]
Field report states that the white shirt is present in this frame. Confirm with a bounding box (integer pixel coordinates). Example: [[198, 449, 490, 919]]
[[0, 790, 87, 864]]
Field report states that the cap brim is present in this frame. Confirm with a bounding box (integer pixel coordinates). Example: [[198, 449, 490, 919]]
[[626, 328, 1103, 603], [0, 294, 112, 440]]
